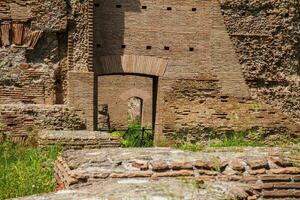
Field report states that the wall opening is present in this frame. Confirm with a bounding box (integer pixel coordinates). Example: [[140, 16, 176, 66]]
[[54, 78, 64, 104], [97, 74, 158, 132], [128, 96, 143, 126]]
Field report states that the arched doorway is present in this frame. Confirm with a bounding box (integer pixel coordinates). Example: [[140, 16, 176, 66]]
[[128, 96, 143, 126], [97, 74, 157, 131], [93, 54, 167, 144]]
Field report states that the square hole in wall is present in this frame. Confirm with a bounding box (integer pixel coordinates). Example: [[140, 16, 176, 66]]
[[97, 44, 101, 48], [164, 46, 170, 50], [146, 46, 152, 49], [192, 8, 197, 11], [116, 5, 122, 8], [121, 44, 126, 48], [94, 3, 99, 7], [142, 6, 147, 9], [189, 47, 194, 51], [167, 7, 172, 11]]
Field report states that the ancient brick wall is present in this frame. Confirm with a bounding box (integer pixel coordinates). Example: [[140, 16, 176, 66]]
[[155, 76, 300, 145], [0, 104, 85, 144], [93, 0, 249, 97], [68, 72, 94, 130], [0, 0, 87, 141], [0, 0, 299, 145], [98, 75, 153, 129], [0, 0, 69, 105], [67, 0, 90, 71], [221, 0, 300, 123], [0, 54, 53, 104], [70, 0, 300, 144]]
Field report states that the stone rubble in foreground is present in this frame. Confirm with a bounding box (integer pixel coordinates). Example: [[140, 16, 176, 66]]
[[15, 178, 247, 200], [15, 147, 300, 200]]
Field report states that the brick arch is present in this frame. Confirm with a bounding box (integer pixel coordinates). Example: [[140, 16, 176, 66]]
[[120, 88, 151, 101], [95, 55, 168, 77]]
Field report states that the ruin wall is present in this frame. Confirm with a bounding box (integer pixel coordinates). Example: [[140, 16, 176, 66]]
[[0, 0, 299, 145], [221, 0, 300, 123], [0, 0, 88, 139]]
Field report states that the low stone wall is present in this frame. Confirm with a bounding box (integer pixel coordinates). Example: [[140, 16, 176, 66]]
[[55, 147, 300, 199], [0, 104, 86, 144], [38, 130, 121, 149], [14, 178, 251, 200]]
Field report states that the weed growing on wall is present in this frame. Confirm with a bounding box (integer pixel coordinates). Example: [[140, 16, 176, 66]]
[[0, 142, 62, 199]]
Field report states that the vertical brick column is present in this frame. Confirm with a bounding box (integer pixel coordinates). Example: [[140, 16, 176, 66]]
[[154, 78, 164, 146], [210, 0, 249, 98], [67, 33, 74, 71], [87, 0, 94, 71], [68, 71, 95, 130], [154, 78, 174, 147]]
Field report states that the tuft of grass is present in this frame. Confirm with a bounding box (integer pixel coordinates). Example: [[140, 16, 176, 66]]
[[175, 142, 204, 152], [0, 142, 62, 200], [210, 157, 222, 172], [180, 178, 206, 189]]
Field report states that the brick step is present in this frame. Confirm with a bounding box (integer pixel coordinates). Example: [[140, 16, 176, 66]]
[[38, 130, 121, 149], [262, 189, 300, 198], [261, 182, 300, 189]]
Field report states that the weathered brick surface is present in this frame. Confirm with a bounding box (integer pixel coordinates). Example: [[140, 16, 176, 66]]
[[0, 0, 299, 145], [155, 77, 300, 145], [68, 71, 94, 130], [38, 130, 121, 149], [98, 75, 153, 129], [221, 0, 300, 123], [52, 148, 300, 199], [0, 104, 85, 144], [0, 61, 54, 104]]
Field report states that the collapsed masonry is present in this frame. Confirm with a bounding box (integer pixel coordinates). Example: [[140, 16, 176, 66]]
[[0, 0, 299, 146], [54, 148, 300, 199]]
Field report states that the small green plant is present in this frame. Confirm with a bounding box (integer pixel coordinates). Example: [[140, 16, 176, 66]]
[[250, 103, 261, 112], [210, 157, 222, 172], [0, 142, 62, 199], [112, 123, 153, 148], [175, 142, 204, 152]]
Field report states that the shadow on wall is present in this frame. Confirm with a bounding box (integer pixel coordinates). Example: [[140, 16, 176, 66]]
[[94, 0, 141, 74]]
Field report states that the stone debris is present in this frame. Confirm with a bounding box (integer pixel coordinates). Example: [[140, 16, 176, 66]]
[[52, 147, 300, 199], [14, 178, 249, 200]]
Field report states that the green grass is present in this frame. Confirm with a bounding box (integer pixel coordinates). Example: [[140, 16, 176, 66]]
[[112, 123, 153, 148], [208, 132, 263, 148], [0, 142, 62, 200], [174, 132, 264, 151], [175, 142, 204, 152]]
